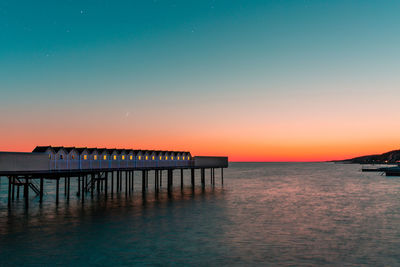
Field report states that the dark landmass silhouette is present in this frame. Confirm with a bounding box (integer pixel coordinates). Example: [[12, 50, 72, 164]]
[[332, 149, 400, 164]]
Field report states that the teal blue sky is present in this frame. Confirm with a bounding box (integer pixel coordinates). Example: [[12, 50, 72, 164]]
[[1, 1, 400, 160]]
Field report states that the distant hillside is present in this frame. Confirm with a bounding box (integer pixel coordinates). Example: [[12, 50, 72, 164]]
[[334, 149, 400, 164]]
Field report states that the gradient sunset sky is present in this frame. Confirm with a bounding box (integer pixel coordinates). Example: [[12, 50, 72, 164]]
[[1, 1, 400, 161]]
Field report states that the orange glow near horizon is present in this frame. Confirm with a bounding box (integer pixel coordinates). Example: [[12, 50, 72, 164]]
[[1, 93, 399, 162], [0, 132, 398, 162]]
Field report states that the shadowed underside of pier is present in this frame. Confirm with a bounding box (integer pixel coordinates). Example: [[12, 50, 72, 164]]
[[1, 165, 227, 208]]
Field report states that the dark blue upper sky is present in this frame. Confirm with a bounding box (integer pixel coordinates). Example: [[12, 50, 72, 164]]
[[1, 1, 400, 159]]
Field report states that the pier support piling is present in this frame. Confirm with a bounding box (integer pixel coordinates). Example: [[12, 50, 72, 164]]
[[24, 177, 29, 207], [125, 171, 128, 196], [67, 176, 70, 199], [40, 177, 44, 201], [142, 170, 146, 193], [8, 177, 11, 206], [105, 172, 108, 197], [201, 168, 205, 187], [181, 169, 183, 189], [111, 171, 114, 196], [56, 178, 59, 204], [11, 177, 15, 200]]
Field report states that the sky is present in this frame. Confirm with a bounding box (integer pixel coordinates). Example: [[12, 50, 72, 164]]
[[1, 0, 400, 161]]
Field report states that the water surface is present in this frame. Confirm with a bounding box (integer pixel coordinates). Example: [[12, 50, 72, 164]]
[[1, 163, 399, 266]]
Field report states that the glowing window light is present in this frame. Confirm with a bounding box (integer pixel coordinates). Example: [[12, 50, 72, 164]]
[[187, 156, 190, 160], [172, 156, 174, 160], [159, 156, 162, 160], [138, 156, 141, 160], [49, 154, 51, 159], [130, 155, 133, 160], [152, 156, 155, 160], [122, 155, 125, 160], [145, 156, 148, 160], [83, 155, 87, 160], [183, 156, 185, 160], [113, 155, 117, 160], [177, 156, 180, 160], [103, 155, 107, 160], [94, 155, 97, 160], [165, 156, 168, 160]]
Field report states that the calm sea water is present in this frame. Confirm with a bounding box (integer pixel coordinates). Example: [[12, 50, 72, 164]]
[[1, 162, 400, 266]]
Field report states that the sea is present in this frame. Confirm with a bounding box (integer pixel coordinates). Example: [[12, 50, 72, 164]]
[[0, 162, 400, 266]]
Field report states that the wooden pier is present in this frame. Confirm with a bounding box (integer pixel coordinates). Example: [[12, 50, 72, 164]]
[[0, 146, 228, 208], [1, 165, 226, 208]]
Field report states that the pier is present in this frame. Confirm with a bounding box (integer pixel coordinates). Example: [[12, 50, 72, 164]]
[[0, 146, 228, 208]]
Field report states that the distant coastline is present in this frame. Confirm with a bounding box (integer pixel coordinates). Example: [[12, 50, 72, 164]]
[[332, 149, 400, 164]]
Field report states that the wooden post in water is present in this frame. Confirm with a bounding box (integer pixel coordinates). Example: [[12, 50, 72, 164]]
[[133, 171, 135, 191], [24, 177, 29, 207], [167, 169, 173, 191], [201, 168, 205, 187], [40, 177, 44, 202], [82, 174, 88, 193], [125, 171, 128, 196], [221, 168, 223, 185], [154, 170, 158, 192], [120, 171, 123, 192], [142, 170, 146, 193], [81, 176, 85, 203], [116, 171, 120, 193], [56, 178, 59, 204], [111, 171, 114, 196], [67, 176, 70, 200], [11, 176, 15, 200], [91, 174, 94, 198], [105, 172, 108, 197], [8, 177, 11, 206], [191, 169, 195, 187], [181, 169, 183, 189], [160, 170, 162, 187], [128, 171, 131, 192]]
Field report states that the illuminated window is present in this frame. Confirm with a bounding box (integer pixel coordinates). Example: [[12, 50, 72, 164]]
[[152, 156, 155, 160], [83, 155, 87, 160], [122, 155, 125, 160], [165, 156, 168, 160], [183, 156, 185, 160], [177, 156, 180, 160], [94, 155, 97, 160], [103, 155, 107, 160], [49, 154, 51, 159], [145, 156, 148, 160], [113, 155, 117, 160], [171, 156, 174, 160], [130, 155, 133, 160], [138, 156, 141, 160], [72, 155, 75, 160], [187, 156, 190, 160], [159, 156, 162, 160]]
